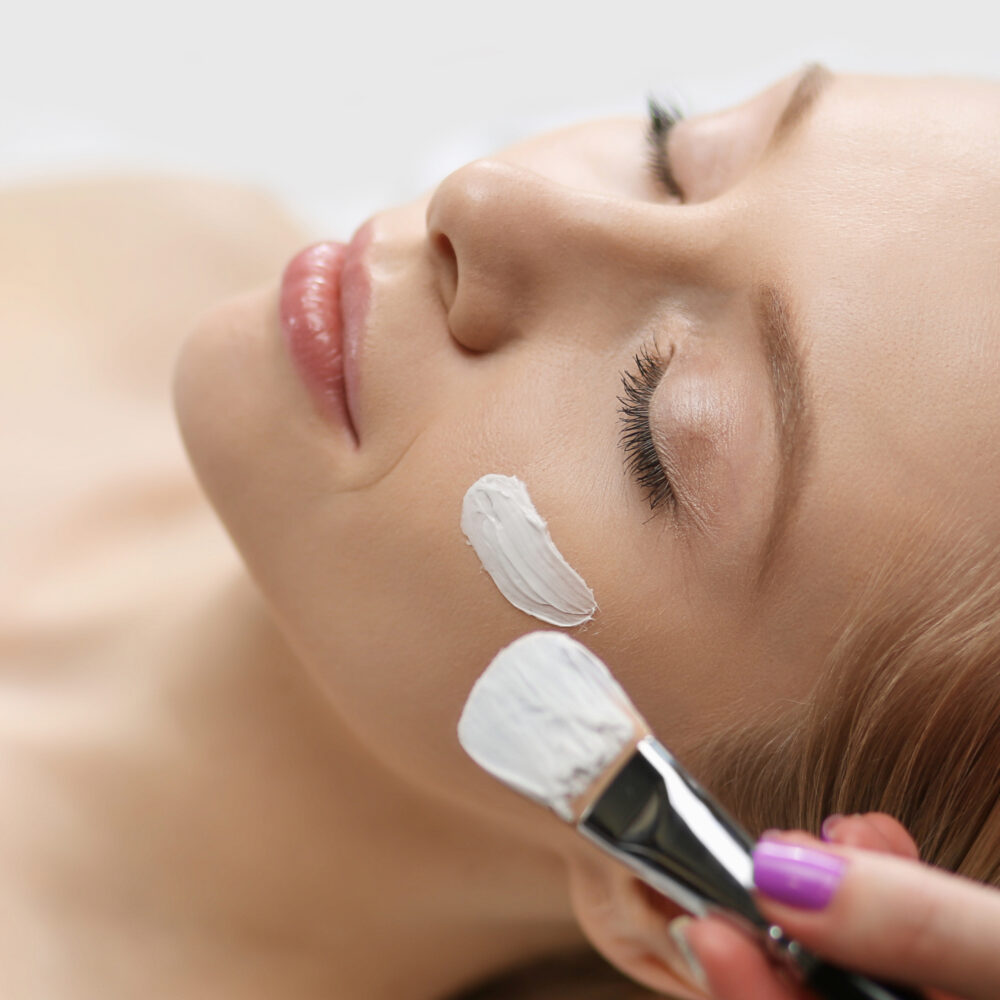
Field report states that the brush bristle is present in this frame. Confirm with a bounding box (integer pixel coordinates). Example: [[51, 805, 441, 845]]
[[458, 632, 643, 821]]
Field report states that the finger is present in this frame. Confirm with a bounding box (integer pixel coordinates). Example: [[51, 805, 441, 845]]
[[822, 813, 920, 860], [752, 840, 1000, 1000], [684, 912, 960, 1000], [764, 813, 919, 858], [684, 916, 808, 1000]]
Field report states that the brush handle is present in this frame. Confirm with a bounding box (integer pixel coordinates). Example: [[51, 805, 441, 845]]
[[766, 928, 925, 1000], [802, 957, 926, 999], [581, 740, 927, 1000]]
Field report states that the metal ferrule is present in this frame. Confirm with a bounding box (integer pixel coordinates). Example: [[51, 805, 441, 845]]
[[577, 736, 926, 1000], [578, 736, 766, 929]]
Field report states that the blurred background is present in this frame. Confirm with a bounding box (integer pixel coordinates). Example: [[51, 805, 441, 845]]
[[3, 0, 998, 237]]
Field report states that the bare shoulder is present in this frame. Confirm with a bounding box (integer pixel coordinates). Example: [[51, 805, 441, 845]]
[[0, 171, 315, 276], [0, 173, 314, 380], [0, 175, 314, 605], [0, 171, 314, 259]]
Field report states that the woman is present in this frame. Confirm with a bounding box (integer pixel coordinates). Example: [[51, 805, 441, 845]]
[[2, 63, 998, 998]]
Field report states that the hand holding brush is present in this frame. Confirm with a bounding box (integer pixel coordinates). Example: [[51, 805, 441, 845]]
[[459, 631, 941, 1000], [677, 813, 1000, 1000]]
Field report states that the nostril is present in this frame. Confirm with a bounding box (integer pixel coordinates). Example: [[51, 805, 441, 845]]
[[430, 230, 459, 311]]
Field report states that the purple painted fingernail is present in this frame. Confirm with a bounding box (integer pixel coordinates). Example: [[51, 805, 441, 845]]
[[753, 840, 847, 909]]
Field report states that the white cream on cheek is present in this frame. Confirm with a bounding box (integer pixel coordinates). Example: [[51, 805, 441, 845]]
[[461, 474, 597, 628]]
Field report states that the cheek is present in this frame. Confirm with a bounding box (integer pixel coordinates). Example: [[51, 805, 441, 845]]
[[176, 299, 768, 804], [172, 294, 510, 797], [273, 444, 527, 794], [264, 390, 606, 802]]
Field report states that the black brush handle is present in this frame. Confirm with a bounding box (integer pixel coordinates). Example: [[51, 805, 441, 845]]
[[774, 930, 927, 999], [803, 957, 926, 1000]]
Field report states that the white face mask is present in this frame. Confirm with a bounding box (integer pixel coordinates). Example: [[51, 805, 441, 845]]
[[460, 474, 597, 628]]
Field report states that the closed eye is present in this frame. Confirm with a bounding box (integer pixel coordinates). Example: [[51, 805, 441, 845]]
[[618, 343, 676, 515], [646, 96, 686, 201]]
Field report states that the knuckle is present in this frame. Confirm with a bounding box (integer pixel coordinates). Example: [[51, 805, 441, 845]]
[[883, 880, 951, 971]]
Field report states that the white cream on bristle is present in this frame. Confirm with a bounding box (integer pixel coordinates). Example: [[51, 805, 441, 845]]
[[457, 632, 638, 820], [460, 474, 597, 628]]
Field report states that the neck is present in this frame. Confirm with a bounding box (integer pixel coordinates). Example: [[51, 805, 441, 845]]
[[43, 556, 584, 1000]]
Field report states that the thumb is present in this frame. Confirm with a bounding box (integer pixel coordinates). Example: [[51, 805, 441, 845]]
[[752, 837, 1000, 1000]]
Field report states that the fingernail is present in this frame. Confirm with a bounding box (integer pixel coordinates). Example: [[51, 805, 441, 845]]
[[753, 840, 847, 909], [820, 813, 846, 842], [665, 916, 709, 992]]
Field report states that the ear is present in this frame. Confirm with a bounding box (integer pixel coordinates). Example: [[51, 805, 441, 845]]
[[566, 852, 708, 998]]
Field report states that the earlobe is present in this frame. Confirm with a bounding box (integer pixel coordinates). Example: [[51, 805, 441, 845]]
[[566, 854, 708, 998]]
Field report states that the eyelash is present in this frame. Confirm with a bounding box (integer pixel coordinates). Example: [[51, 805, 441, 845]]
[[646, 95, 686, 200], [616, 99, 687, 514], [619, 343, 675, 513]]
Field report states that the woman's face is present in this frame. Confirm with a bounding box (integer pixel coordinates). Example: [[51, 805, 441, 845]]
[[174, 68, 1000, 831]]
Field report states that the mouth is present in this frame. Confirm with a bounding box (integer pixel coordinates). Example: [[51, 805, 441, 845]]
[[279, 221, 372, 445]]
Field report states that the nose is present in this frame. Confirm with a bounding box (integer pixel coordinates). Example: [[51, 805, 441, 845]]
[[425, 158, 721, 354]]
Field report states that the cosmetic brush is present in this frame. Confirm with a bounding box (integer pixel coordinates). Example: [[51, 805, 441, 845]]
[[458, 631, 925, 1000]]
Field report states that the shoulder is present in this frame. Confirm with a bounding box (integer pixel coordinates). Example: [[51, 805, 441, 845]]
[[0, 172, 313, 402], [0, 174, 311, 599], [0, 172, 314, 266], [0, 172, 313, 356], [0, 172, 311, 249]]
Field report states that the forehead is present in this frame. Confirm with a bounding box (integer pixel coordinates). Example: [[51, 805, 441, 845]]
[[767, 72, 1000, 222], [755, 74, 1000, 641], [776, 72, 1000, 392], [759, 71, 1000, 384]]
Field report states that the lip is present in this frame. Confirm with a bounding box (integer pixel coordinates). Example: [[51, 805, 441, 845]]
[[279, 221, 372, 443]]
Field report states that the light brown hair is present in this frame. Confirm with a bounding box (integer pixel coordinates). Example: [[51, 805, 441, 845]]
[[702, 523, 1000, 885]]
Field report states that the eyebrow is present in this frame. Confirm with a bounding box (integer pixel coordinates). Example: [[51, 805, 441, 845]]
[[754, 284, 814, 587], [648, 65, 830, 578], [752, 65, 831, 585]]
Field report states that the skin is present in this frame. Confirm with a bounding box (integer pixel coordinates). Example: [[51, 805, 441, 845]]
[[687, 813, 1000, 1000], [3, 68, 1000, 998]]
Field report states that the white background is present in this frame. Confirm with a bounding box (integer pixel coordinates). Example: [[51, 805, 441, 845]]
[[2, 1, 997, 236]]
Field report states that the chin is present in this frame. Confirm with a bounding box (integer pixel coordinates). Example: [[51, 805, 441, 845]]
[[173, 286, 279, 508], [173, 284, 328, 569]]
